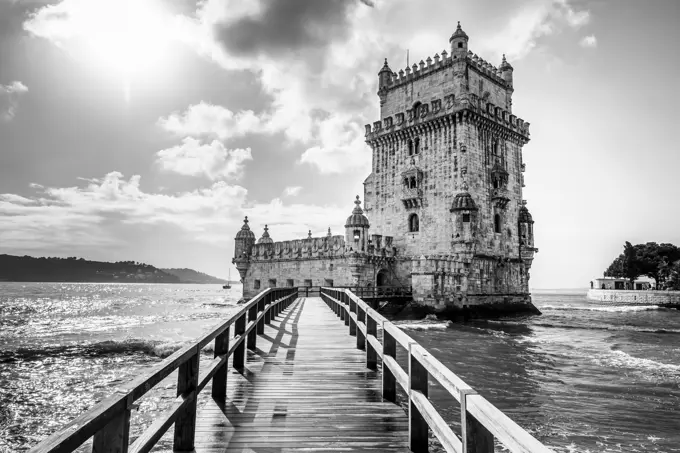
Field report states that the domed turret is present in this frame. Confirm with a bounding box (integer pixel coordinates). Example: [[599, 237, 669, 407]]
[[345, 195, 370, 228], [345, 196, 370, 252], [378, 58, 393, 94], [257, 225, 274, 245], [518, 205, 533, 224], [235, 216, 256, 241], [450, 192, 478, 211], [233, 216, 256, 282], [449, 21, 469, 55], [500, 54, 513, 87]]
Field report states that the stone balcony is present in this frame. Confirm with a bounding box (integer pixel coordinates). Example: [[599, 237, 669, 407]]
[[401, 186, 423, 208]]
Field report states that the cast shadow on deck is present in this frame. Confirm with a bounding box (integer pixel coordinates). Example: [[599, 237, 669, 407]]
[[195, 297, 409, 452]]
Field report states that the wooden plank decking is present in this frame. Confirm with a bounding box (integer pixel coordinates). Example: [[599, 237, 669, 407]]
[[194, 296, 409, 452]]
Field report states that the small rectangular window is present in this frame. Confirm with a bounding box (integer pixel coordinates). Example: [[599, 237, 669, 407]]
[[324, 279, 334, 287], [286, 279, 294, 287], [254, 280, 261, 290], [268, 278, 276, 287], [304, 279, 312, 287], [462, 213, 470, 223]]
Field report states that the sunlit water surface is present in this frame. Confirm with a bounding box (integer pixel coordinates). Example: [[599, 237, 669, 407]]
[[1, 284, 678, 452]]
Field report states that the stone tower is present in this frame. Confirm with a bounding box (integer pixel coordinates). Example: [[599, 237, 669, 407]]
[[363, 23, 538, 312]]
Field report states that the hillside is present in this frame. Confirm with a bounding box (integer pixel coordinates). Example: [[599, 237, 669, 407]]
[[161, 268, 227, 284], [0, 255, 222, 284]]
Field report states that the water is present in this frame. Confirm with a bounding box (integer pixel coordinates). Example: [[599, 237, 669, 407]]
[[394, 289, 680, 453], [1, 285, 679, 452]]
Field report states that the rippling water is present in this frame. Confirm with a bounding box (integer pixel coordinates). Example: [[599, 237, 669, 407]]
[[1, 284, 679, 452], [394, 289, 680, 453]]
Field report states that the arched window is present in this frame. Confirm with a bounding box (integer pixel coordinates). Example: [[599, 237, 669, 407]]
[[409, 177, 417, 189], [409, 214, 420, 232], [494, 214, 501, 234], [403, 178, 409, 188], [408, 140, 413, 156], [414, 137, 420, 154]]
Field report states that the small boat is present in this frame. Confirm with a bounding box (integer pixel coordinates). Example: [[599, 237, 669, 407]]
[[223, 270, 232, 289]]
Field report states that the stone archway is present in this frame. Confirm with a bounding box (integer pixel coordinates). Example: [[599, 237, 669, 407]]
[[376, 269, 390, 287]]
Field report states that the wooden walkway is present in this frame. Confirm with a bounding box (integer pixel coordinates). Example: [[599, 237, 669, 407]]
[[31, 287, 555, 453], [195, 297, 409, 452]]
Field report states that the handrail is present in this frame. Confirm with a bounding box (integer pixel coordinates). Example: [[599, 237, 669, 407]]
[[320, 287, 554, 453], [30, 287, 298, 453]]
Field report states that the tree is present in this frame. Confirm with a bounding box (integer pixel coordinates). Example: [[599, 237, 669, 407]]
[[604, 242, 680, 288], [622, 241, 639, 285]]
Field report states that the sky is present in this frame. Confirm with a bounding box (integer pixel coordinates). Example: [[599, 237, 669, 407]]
[[1, 0, 679, 288]]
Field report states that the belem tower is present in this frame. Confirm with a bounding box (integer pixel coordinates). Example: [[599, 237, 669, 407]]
[[233, 23, 539, 317]]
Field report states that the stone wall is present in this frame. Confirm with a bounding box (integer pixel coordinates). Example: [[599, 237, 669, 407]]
[[587, 289, 680, 306]]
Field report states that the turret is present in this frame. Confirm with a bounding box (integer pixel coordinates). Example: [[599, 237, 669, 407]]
[[500, 54, 513, 87], [378, 58, 392, 90], [344, 196, 370, 252], [450, 184, 479, 250], [449, 21, 468, 57], [233, 216, 256, 282], [518, 202, 534, 248]]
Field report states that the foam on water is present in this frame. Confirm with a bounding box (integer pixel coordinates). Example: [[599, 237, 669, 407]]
[[540, 304, 664, 313]]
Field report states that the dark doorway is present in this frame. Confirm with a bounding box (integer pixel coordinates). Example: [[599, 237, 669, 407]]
[[376, 269, 390, 287]]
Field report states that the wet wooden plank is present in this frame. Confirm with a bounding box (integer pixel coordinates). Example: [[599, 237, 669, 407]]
[[189, 297, 409, 452]]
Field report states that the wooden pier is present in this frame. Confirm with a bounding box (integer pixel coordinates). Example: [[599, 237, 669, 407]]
[[30, 287, 554, 453]]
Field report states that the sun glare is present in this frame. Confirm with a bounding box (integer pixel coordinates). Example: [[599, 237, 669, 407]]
[[58, 0, 177, 99]]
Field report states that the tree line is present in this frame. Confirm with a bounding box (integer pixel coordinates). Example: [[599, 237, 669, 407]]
[[604, 242, 680, 290]]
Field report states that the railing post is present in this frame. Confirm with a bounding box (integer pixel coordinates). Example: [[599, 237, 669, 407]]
[[247, 303, 257, 351], [257, 292, 266, 334], [349, 296, 357, 336], [344, 292, 350, 326], [356, 305, 365, 350], [233, 313, 246, 369], [461, 390, 494, 453], [211, 327, 230, 401], [382, 322, 396, 403], [366, 314, 377, 370], [409, 343, 428, 452], [174, 350, 198, 452], [92, 395, 131, 453], [264, 293, 272, 325]]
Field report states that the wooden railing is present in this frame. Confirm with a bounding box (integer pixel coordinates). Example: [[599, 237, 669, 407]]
[[29, 287, 298, 453], [320, 287, 554, 453]]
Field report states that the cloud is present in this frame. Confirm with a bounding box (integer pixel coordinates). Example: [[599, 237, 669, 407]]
[[156, 137, 252, 180], [158, 102, 270, 140], [579, 34, 597, 48], [0, 172, 349, 253], [213, 0, 360, 59], [299, 114, 371, 174], [0, 80, 28, 121], [282, 186, 302, 197], [480, 0, 592, 60]]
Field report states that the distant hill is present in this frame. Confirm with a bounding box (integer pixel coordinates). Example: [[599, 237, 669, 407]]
[[0, 255, 223, 284], [161, 268, 227, 284]]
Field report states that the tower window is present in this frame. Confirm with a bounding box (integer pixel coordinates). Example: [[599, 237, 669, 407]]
[[408, 140, 413, 156], [462, 213, 470, 223], [268, 278, 276, 287], [324, 279, 334, 287], [409, 214, 420, 232], [414, 137, 420, 154], [457, 42, 463, 48], [287, 279, 294, 287], [254, 279, 261, 290], [410, 177, 417, 189], [403, 178, 409, 188], [494, 214, 501, 234]]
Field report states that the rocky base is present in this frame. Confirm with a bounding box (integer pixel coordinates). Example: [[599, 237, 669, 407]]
[[381, 293, 541, 321]]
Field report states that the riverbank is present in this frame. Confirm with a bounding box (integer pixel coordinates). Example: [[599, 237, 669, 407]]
[[587, 289, 680, 307]]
